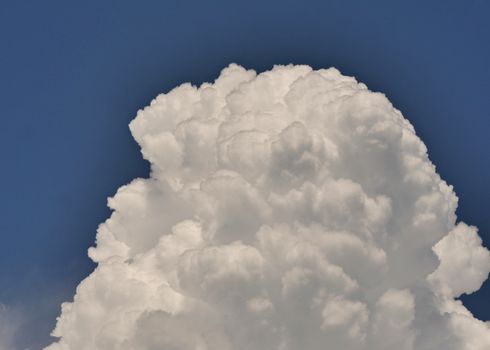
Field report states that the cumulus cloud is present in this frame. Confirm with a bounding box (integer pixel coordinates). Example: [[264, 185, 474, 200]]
[[46, 64, 490, 349]]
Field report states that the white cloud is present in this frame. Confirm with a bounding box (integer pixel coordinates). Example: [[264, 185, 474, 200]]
[[45, 64, 490, 349], [429, 223, 490, 298]]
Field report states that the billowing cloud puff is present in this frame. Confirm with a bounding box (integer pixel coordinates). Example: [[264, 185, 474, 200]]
[[46, 64, 490, 349]]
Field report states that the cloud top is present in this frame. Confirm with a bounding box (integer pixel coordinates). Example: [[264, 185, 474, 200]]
[[46, 64, 490, 349]]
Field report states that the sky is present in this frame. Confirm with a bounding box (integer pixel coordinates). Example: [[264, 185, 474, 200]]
[[0, 1, 489, 349]]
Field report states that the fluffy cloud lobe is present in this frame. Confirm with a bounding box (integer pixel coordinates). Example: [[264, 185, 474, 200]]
[[46, 64, 490, 349]]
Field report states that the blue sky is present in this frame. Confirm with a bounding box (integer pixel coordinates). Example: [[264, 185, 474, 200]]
[[0, 1, 489, 349]]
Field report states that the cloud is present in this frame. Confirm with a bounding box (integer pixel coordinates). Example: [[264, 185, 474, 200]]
[[0, 304, 21, 350], [45, 64, 490, 349]]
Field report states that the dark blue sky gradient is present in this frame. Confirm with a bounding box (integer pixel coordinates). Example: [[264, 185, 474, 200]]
[[1, 1, 489, 349]]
